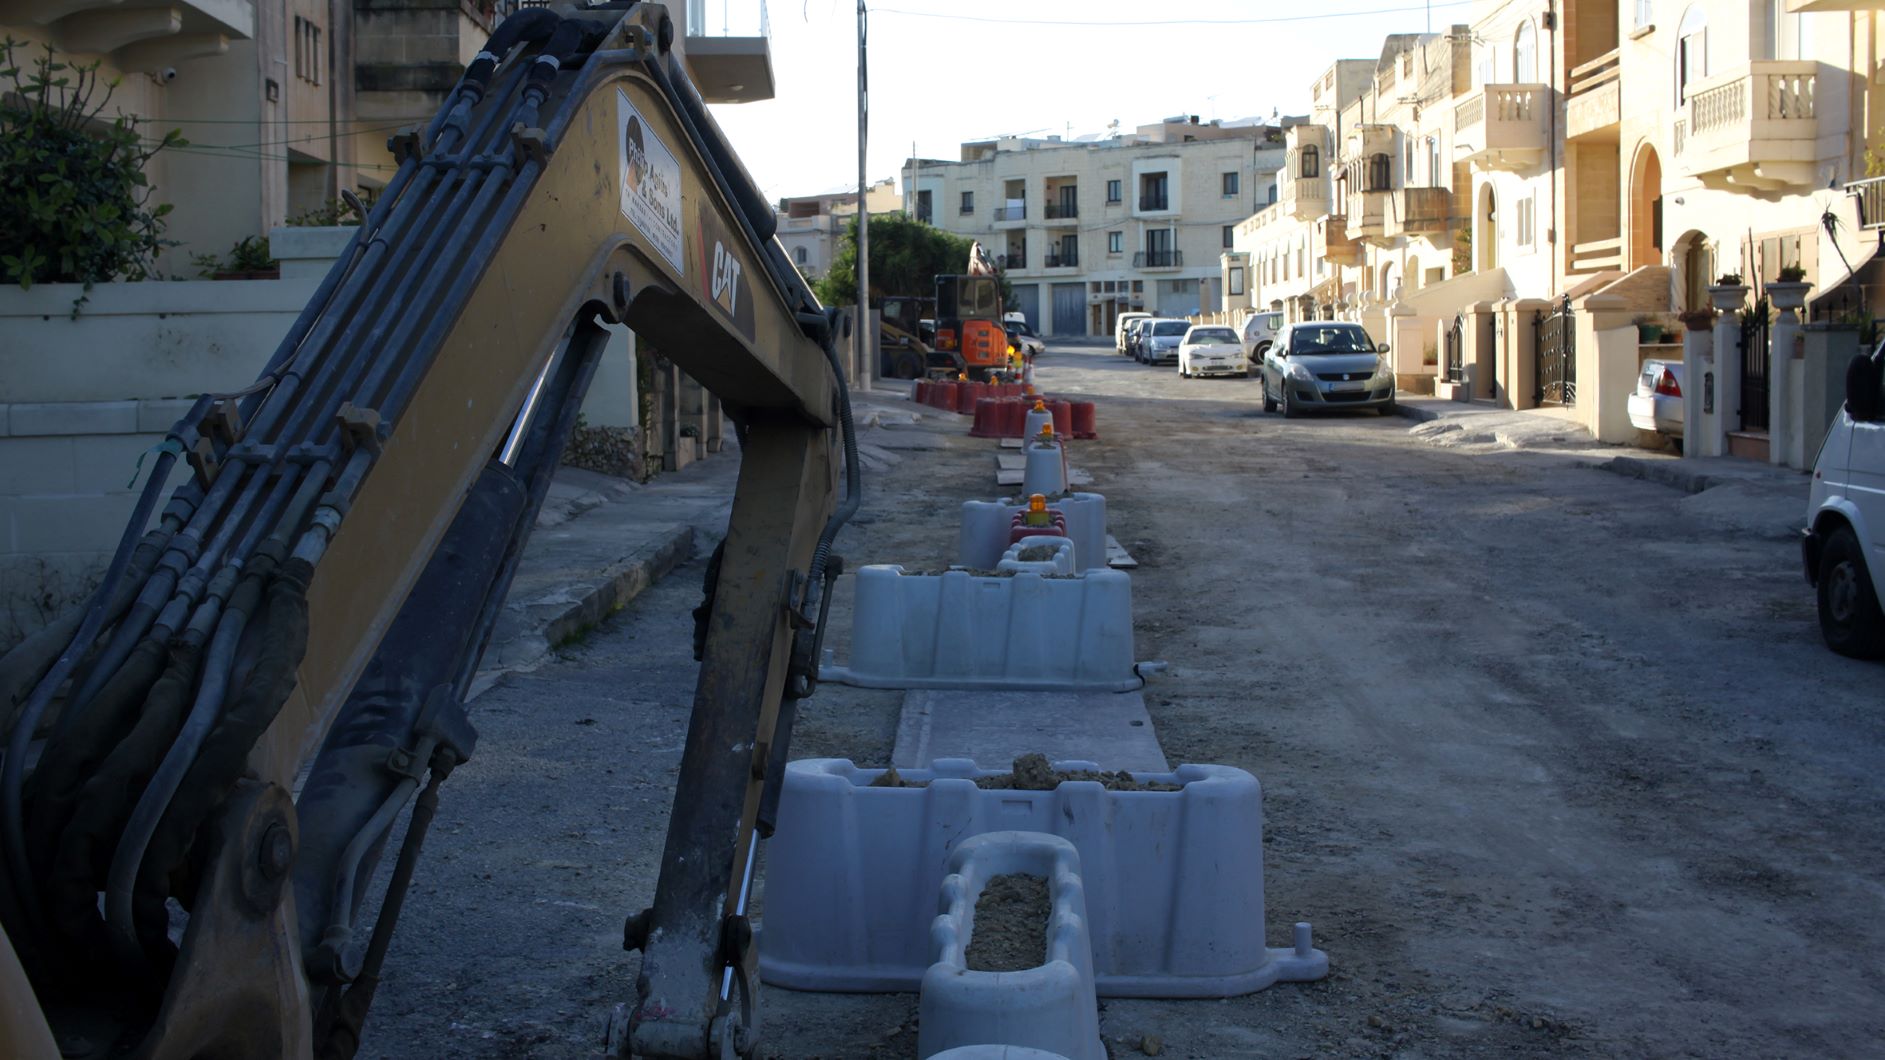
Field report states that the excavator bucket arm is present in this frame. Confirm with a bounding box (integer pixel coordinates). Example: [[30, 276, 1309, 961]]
[[0, 5, 853, 1058]]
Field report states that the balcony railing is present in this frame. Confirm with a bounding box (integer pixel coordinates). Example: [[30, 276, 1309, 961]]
[[1455, 84, 1549, 169], [687, 0, 770, 37], [1345, 189, 1387, 243], [1138, 193, 1170, 212], [994, 205, 1027, 222], [1566, 49, 1621, 140], [998, 253, 1025, 270], [1044, 201, 1079, 220], [1045, 249, 1079, 268], [1675, 61, 1818, 192], [1850, 175, 1885, 230], [1133, 249, 1182, 268]]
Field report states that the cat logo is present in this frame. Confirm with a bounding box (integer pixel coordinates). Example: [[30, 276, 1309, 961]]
[[711, 240, 742, 316]]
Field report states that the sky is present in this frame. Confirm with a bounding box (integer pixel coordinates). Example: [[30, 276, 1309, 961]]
[[706, 0, 1478, 205]]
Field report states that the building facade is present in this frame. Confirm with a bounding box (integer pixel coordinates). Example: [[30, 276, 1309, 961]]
[[775, 178, 901, 280], [905, 117, 1286, 336]]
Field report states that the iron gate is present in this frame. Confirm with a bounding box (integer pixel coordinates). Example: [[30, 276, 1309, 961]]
[[1738, 298, 1770, 432], [1443, 313, 1465, 384], [1533, 296, 1576, 406]]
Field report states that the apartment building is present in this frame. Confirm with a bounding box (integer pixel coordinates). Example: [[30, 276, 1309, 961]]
[[775, 178, 901, 280], [904, 117, 1286, 336]]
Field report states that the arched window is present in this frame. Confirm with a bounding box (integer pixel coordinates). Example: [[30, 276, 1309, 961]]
[[1513, 21, 1537, 83], [1301, 145, 1320, 178], [1367, 153, 1391, 192], [1677, 6, 1707, 104]]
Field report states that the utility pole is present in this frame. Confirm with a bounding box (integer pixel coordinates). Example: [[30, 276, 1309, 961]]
[[855, 0, 871, 391]]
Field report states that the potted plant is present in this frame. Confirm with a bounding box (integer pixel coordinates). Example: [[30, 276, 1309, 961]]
[[1632, 315, 1666, 343], [1708, 272, 1749, 311], [1766, 264, 1811, 314], [1678, 307, 1717, 332]]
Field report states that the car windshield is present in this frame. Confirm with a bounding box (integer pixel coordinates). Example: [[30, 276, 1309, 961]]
[[1152, 321, 1188, 337], [1288, 327, 1376, 354], [1188, 328, 1238, 344]]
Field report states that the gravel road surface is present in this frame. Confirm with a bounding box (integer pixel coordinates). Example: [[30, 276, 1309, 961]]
[[360, 343, 1881, 1059]]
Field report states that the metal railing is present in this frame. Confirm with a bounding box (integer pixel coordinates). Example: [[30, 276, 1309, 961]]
[[1045, 249, 1079, 268], [1133, 249, 1182, 268], [994, 205, 1027, 222], [1138, 193, 1170, 211], [1044, 201, 1078, 219], [1849, 175, 1885, 230], [997, 253, 1025, 270], [686, 0, 771, 37]]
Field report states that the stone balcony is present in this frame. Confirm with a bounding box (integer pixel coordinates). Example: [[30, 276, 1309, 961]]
[[1565, 49, 1621, 141], [14, 0, 253, 70], [1345, 190, 1388, 245], [1673, 61, 1819, 193], [1383, 187, 1455, 241], [1316, 215, 1360, 265], [1280, 177, 1330, 222], [681, 0, 774, 103], [1454, 83, 1550, 169]]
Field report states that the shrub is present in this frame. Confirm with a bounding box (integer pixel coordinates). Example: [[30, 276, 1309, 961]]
[[0, 39, 184, 292], [1715, 271, 1744, 286], [1777, 264, 1807, 283]]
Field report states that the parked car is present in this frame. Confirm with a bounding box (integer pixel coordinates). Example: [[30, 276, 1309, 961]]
[[1803, 339, 1885, 658], [1124, 317, 1152, 360], [1627, 359, 1684, 449], [1139, 319, 1190, 365], [1006, 318, 1045, 357], [1177, 325, 1248, 378], [1240, 310, 1285, 363], [1259, 322, 1396, 417], [1115, 311, 1152, 355]]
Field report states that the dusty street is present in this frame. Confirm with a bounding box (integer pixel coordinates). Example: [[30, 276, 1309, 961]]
[[361, 343, 1882, 1059]]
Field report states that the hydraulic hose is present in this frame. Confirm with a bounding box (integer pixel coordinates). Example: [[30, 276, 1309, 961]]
[[0, 443, 180, 935]]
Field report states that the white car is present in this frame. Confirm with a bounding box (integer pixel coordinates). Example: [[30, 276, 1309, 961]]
[[1115, 311, 1152, 355], [1177, 325, 1248, 378], [1803, 339, 1885, 658], [1240, 310, 1284, 363], [1627, 359, 1684, 447]]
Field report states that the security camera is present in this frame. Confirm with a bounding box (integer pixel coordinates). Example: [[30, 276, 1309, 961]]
[[148, 67, 178, 86]]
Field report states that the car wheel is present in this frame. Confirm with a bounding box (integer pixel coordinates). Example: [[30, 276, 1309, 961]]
[[1281, 387, 1301, 419], [1262, 380, 1278, 413], [1378, 399, 1398, 417], [1817, 525, 1885, 659]]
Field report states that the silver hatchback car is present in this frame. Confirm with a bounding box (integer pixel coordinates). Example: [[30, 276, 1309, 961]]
[[1260, 322, 1397, 417]]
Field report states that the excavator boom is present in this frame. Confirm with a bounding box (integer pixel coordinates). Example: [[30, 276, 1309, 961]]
[[0, 5, 852, 1058]]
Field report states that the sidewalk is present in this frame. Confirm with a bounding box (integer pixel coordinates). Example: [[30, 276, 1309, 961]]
[[1393, 396, 1603, 453], [1392, 395, 1808, 537], [472, 459, 738, 697], [471, 389, 948, 698]]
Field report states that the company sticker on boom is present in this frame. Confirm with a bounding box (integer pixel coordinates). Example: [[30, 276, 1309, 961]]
[[617, 89, 683, 273]]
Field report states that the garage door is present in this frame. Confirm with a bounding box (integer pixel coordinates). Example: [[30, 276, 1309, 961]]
[[1007, 284, 1040, 331], [1052, 283, 1084, 336]]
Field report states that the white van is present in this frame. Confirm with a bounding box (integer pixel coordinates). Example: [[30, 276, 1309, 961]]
[[1115, 311, 1152, 355], [1803, 339, 1885, 658]]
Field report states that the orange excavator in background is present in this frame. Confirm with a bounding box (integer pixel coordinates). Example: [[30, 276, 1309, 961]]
[[932, 241, 1010, 381]]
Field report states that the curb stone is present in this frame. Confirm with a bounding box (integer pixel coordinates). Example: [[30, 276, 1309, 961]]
[[471, 523, 696, 699]]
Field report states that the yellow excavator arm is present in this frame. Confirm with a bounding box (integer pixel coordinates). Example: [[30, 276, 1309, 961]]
[[0, 5, 854, 1057]]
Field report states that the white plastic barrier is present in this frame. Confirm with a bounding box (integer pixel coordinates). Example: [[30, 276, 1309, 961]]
[[996, 536, 1075, 576], [1023, 406, 1054, 439], [917, 832, 1103, 1060], [1021, 437, 1067, 497], [820, 567, 1139, 692], [960, 493, 1108, 572], [758, 757, 1329, 997]]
